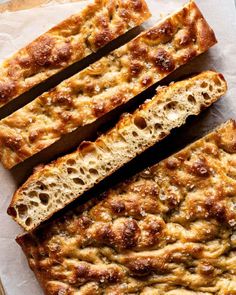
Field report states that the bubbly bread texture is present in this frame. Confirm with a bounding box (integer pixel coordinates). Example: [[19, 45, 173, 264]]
[[17, 120, 236, 295], [8, 71, 227, 231], [0, 1, 217, 169], [0, 0, 151, 108]]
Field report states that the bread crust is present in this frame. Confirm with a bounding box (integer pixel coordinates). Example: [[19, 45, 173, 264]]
[[17, 119, 236, 295], [0, 1, 217, 169], [8, 71, 227, 231], [0, 0, 151, 107]]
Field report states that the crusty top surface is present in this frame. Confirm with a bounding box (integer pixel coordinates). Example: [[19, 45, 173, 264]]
[[17, 120, 236, 295], [0, 0, 150, 107], [0, 1, 217, 169]]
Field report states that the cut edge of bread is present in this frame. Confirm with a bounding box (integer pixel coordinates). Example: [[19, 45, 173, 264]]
[[16, 117, 236, 240], [8, 70, 227, 231]]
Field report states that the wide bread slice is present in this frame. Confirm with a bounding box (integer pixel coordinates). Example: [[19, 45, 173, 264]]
[[8, 70, 227, 231], [0, 1, 217, 168], [17, 119, 236, 294], [0, 0, 151, 108]]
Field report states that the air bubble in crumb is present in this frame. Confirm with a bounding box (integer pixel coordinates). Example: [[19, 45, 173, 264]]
[[89, 168, 99, 176], [203, 93, 210, 100], [67, 167, 76, 174], [67, 159, 76, 166], [164, 101, 178, 111], [201, 82, 208, 88], [73, 178, 85, 185], [29, 191, 37, 198], [154, 123, 163, 130], [17, 204, 28, 218], [39, 193, 49, 205], [134, 115, 147, 129], [25, 217, 32, 226], [187, 95, 196, 104]]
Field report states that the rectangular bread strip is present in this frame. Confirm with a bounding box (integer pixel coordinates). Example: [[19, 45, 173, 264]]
[[8, 71, 227, 231], [0, 0, 151, 107], [0, 1, 217, 169], [17, 119, 236, 295]]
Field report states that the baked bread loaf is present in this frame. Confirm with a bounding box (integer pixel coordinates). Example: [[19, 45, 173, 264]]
[[17, 119, 236, 295], [8, 71, 227, 231], [0, 1, 217, 169], [0, 0, 151, 107]]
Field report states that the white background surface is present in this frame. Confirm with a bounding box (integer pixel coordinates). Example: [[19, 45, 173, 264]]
[[0, 0, 236, 294]]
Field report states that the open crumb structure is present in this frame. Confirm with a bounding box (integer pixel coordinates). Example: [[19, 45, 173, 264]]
[[8, 71, 227, 231]]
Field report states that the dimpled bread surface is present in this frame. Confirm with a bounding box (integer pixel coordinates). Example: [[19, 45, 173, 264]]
[[17, 120, 236, 294], [0, 1, 217, 168]]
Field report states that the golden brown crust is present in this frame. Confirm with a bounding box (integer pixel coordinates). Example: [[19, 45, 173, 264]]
[[0, 0, 150, 107], [0, 1, 216, 169], [17, 120, 236, 294], [8, 70, 227, 231]]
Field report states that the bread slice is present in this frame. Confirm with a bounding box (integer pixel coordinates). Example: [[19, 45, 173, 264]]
[[8, 71, 227, 231], [0, 0, 151, 108], [0, 1, 217, 169], [17, 119, 236, 295]]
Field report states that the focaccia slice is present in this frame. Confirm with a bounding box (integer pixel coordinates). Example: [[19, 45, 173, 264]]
[[0, 0, 151, 107], [0, 1, 217, 169], [17, 120, 236, 295], [8, 71, 227, 231]]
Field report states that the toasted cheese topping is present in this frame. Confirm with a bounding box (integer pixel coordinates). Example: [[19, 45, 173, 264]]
[[0, 0, 150, 107], [8, 71, 227, 231], [17, 120, 236, 294], [0, 1, 217, 168]]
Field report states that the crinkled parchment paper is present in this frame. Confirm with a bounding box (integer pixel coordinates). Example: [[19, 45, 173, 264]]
[[0, 1, 236, 294]]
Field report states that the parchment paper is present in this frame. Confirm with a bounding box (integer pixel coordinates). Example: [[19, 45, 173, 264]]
[[0, 1, 236, 294]]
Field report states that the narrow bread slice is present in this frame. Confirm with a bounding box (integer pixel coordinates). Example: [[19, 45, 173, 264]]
[[17, 120, 236, 295], [0, 1, 217, 169], [8, 71, 227, 231], [0, 0, 151, 108]]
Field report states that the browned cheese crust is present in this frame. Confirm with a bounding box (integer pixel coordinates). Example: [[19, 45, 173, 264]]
[[17, 120, 236, 295], [8, 71, 227, 231], [0, 1, 217, 169], [0, 0, 151, 107]]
